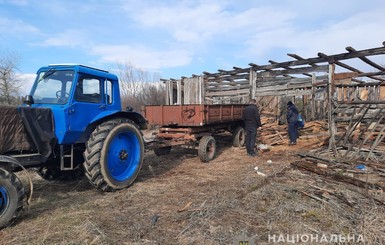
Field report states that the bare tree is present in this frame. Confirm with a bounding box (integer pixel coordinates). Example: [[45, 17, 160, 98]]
[[0, 51, 21, 105], [116, 62, 166, 112]]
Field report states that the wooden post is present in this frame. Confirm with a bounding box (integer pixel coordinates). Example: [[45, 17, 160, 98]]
[[177, 79, 182, 105], [250, 69, 256, 100], [168, 80, 174, 105], [199, 76, 204, 104], [311, 73, 316, 120], [165, 80, 170, 105], [328, 64, 337, 155]]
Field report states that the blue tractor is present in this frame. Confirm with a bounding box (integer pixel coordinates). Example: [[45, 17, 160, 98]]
[[0, 64, 147, 229]]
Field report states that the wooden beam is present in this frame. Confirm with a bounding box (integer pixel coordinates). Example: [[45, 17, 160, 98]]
[[287, 53, 319, 68], [287, 53, 304, 60], [259, 65, 328, 77], [268, 60, 296, 78], [318, 52, 385, 82], [346, 46, 385, 71], [334, 72, 359, 80]]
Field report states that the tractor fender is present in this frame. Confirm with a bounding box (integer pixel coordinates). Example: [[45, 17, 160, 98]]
[[78, 111, 148, 143], [90, 111, 147, 130]]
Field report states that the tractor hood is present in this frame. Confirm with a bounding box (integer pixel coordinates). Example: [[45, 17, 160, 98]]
[[0, 105, 56, 161]]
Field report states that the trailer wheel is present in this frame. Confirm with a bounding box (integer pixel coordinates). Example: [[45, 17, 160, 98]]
[[0, 168, 25, 229], [232, 126, 245, 147], [84, 119, 144, 192], [198, 136, 216, 162], [154, 146, 172, 156]]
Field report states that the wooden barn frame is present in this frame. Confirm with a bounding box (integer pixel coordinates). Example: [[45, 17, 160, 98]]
[[162, 42, 385, 163]]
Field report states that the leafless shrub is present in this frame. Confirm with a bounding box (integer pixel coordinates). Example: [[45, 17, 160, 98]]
[[116, 63, 166, 112], [0, 50, 21, 105]]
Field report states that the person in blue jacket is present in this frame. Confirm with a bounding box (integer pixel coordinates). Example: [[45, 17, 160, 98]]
[[242, 99, 262, 156], [286, 101, 299, 145]]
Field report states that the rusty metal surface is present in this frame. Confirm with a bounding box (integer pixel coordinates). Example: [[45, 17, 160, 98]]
[[144, 104, 246, 127]]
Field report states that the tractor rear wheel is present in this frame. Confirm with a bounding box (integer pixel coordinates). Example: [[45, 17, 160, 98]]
[[198, 135, 216, 162], [83, 119, 144, 192], [0, 168, 25, 229]]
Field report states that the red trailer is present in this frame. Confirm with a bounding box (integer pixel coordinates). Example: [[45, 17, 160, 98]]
[[144, 104, 247, 162]]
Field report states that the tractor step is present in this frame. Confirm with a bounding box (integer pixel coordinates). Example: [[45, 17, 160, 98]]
[[60, 145, 74, 170]]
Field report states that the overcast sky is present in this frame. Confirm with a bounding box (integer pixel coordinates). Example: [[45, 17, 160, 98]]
[[1, 0, 385, 93]]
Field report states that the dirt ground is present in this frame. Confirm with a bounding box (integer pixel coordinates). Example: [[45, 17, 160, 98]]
[[1, 136, 384, 245]]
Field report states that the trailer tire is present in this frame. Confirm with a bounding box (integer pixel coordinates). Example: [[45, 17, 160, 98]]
[[154, 146, 172, 156], [83, 119, 144, 192], [198, 136, 216, 162], [232, 126, 245, 147], [0, 168, 25, 229]]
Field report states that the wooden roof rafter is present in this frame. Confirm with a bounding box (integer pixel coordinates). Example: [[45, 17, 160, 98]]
[[346, 46, 385, 72], [286, 53, 323, 78], [250, 44, 385, 71], [318, 52, 385, 83], [267, 60, 296, 78], [165, 41, 385, 85], [268, 59, 318, 78]]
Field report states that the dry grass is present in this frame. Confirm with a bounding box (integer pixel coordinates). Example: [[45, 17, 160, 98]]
[[0, 137, 384, 245]]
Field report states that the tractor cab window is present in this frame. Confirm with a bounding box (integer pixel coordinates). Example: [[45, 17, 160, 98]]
[[75, 77, 101, 103], [32, 70, 74, 104]]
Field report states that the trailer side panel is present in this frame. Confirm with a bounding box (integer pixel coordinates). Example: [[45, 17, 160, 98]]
[[144, 104, 246, 127]]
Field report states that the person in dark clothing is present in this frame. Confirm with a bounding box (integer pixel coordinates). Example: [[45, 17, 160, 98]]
[[242, 99, 262, 156], [286, 101, 299, 145]]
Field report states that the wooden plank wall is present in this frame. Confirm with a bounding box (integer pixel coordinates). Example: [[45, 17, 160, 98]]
[[164, 72, 385, 123], [165, 67, 332, 122]]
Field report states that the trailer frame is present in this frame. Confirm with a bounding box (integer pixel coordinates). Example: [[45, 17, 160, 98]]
[[144, 104, 248, 162]]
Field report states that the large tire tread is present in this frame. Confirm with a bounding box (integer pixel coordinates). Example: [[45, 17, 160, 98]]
[[233, 126, 246, 147], [0, 168, 25, 229], [83, 118, 143, 192], [198, 136, 216, 162]]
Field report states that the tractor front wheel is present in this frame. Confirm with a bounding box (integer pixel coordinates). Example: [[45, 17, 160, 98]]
[[0, 168, 25, 229], [83, 119, 144, 192]]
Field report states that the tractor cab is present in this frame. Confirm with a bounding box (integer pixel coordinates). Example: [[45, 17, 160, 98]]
[[27, 64, 122, 144]]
